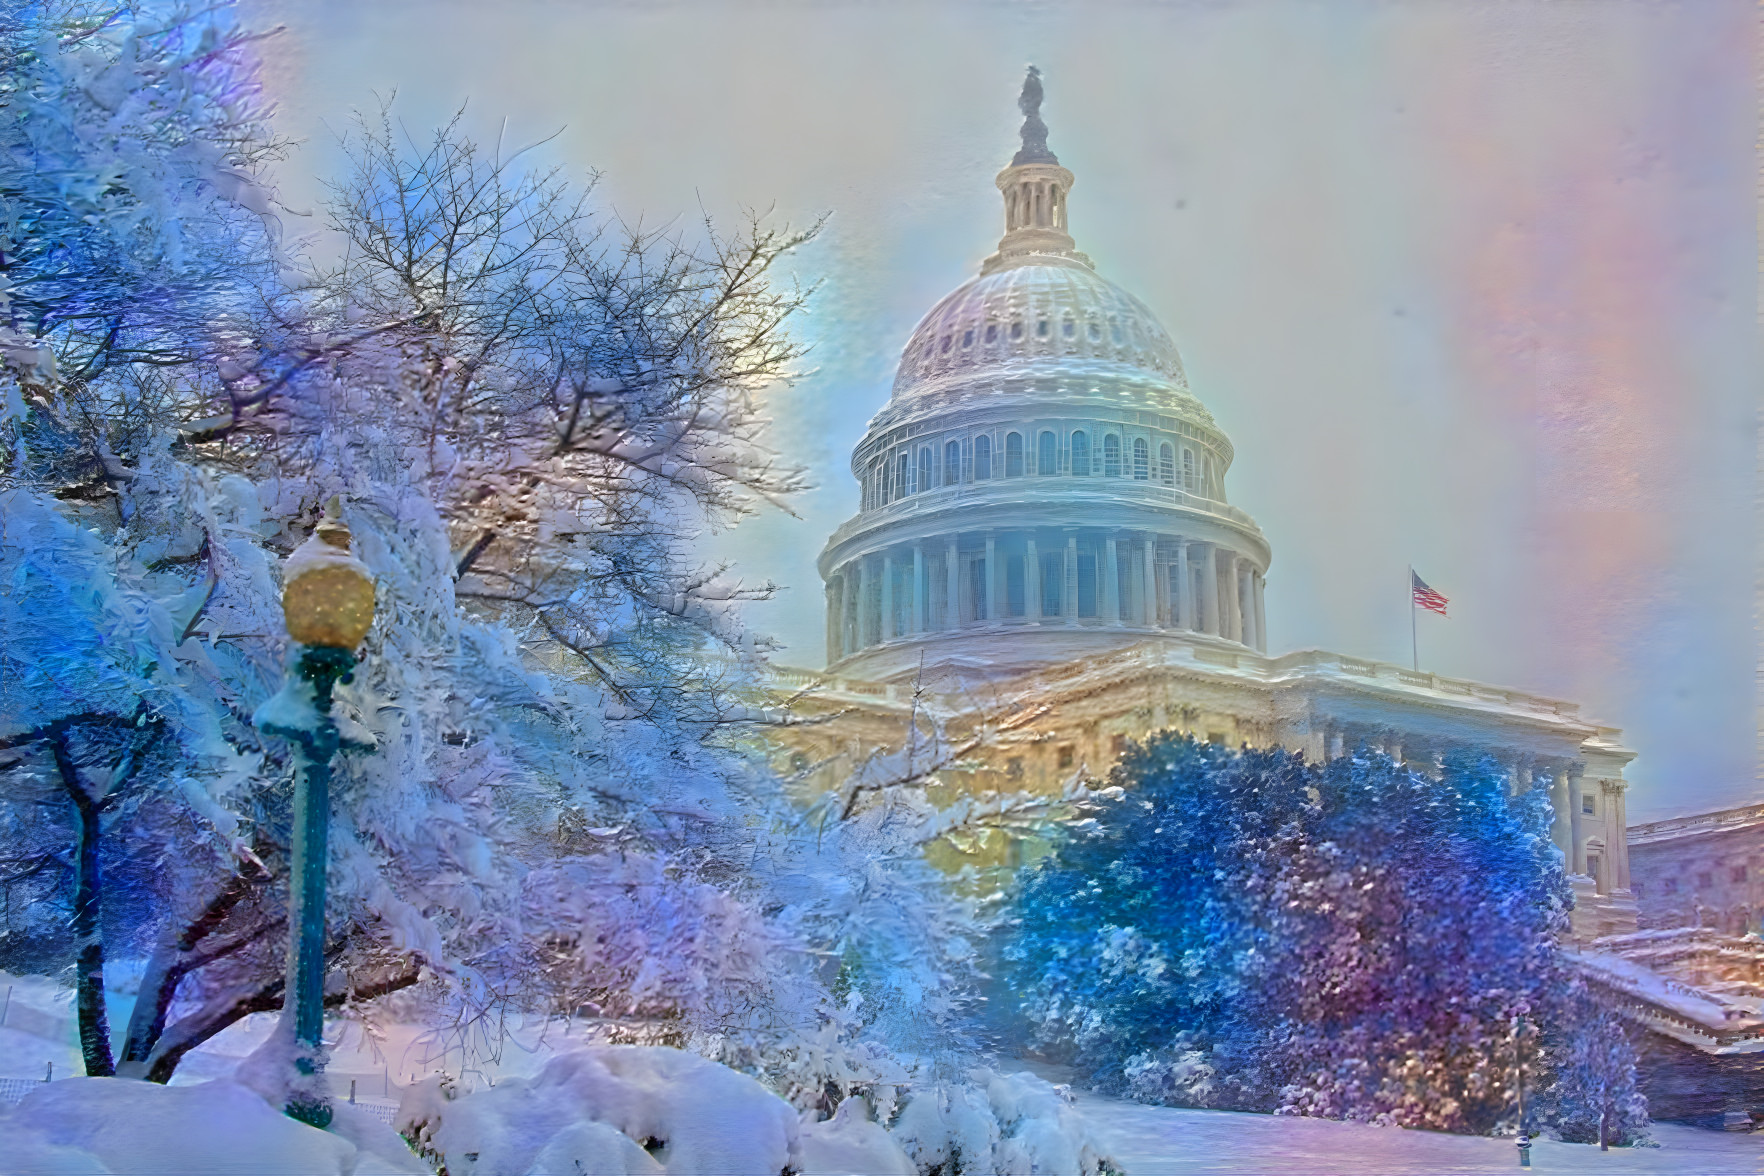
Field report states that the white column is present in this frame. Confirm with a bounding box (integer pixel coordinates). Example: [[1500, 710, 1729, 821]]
[[1567, 765, 1586, 875], [1548, 763, 1572, 863], [1224, 553, 1242, 642], [945, 537, 960, 628], [881, 553, 895, 641], [913, 544, 926, 634], [856, 559, 870, 647], [1064, 533, 1078, 622], [1141, 537, 1157, 626], [1254, 572, 1268, 653], [1609, 782, 1632, 891], [1026, 535, 1041, 620], [1237, 563, 1255, 649], [1175, 540, 1192, 630], [984, 533, 998, 623], [1200, 544, 1219, 635], [826, 579, 841, 661], [1104, 535, 1121, 624]]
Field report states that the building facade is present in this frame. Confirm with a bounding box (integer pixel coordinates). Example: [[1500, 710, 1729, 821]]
[[1629, 804, 1764, 935], [783, 71, 1639, 941]]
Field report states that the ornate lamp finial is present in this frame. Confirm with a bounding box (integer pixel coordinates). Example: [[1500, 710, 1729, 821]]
[[1012, 65, 1058, 166]]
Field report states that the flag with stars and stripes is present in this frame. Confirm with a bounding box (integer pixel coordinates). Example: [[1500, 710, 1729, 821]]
[[1411, 571, 1449, 617]]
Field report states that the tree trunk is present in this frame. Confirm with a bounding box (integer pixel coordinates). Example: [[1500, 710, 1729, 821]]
[[66, 780, 113, 1076], [1600, 1106, 1610, 1151], [116, 870, 263, 1076]]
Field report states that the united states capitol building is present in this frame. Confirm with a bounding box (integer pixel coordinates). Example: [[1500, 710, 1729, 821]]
[[772, 71, 1638, 942]]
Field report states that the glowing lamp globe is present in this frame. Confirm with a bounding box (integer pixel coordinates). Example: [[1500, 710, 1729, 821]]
[[282, 504, 375, 650]]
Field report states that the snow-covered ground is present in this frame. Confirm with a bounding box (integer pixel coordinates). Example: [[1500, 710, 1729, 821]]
[[1078, 1093, 1764, 1175]]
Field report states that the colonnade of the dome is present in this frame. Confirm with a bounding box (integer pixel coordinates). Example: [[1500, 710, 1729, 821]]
[[824, 529, 1267, 661]]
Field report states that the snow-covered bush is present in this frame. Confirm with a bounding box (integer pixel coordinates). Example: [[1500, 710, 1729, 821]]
[[394, 1046, 1115, 1176], [1006, 733, 1648, 1141], [398, 1046, 801, 1176]]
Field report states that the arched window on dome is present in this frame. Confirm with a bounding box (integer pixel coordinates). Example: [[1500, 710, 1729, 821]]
[[1088, 321, 1101, 342], [975, 434, 993, 480], [898, 452, 911, 497], [1181, 447, 1196, 492], [1011, 321, 1023, 341], [1159, 443, 1175, 486], [1037, 431, 1057, 476], [1133, 438, 1150, 481], [1036, 319, 1049, 338], [1070, 431, 1091, 476], [1005, 432, 1025, 477], [918, 447, 933, 495], [984, 323, 997, 344], [1111, 320, 1124, 345], [1063, 319, 1076, 340], [962, 329, 974, 349], [881, 458, 894, 504], [1103, 434, 1122, 477], [944, 440, 960, 485], [941, 335, 952, 353]]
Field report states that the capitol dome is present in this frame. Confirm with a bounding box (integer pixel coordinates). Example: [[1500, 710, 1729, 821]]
[[892, 259, 1191, 404], [817, 68, 1271, 684]]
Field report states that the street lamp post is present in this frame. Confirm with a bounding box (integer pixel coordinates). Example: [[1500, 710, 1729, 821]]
[[1513, 1008, 1532, 1169], [256, 500, 375, 1129]]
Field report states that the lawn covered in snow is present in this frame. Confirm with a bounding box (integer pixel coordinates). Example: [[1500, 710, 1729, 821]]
[[1079, 1092, 1764, 1175]]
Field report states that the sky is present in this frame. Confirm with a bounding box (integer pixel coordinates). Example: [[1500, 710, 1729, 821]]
[[243, 0, 1757, 822]]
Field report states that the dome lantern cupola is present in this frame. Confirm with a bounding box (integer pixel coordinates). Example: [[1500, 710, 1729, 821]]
[[982, 66, 1091, 276]]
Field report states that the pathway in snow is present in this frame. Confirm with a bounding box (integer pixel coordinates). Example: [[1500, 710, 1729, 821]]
[[1076, 1094, 1764, 1175]]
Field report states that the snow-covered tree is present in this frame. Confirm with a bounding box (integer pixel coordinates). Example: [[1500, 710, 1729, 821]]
[[0, 0, 833, 1089], [1005, 734, 1650, 1141], [1541, 1003, 1649, 1148]]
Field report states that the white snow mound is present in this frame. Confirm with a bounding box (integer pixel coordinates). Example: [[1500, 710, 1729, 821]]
[[797, 1096, 917, 1176], [0, 1076, 426, 1175], [400, 1045, 800, 1176]]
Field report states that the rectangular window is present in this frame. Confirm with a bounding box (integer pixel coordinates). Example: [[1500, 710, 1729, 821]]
[[1111, 734, 1128, 756], [1734, 866, 1749, 884], [1181, 448, 1195, 490], [1581, 794, 1596, 815], [1057, 745, 1075, 770], [1586, 854, 1601, 890], [1076, 550, 1097, 617]]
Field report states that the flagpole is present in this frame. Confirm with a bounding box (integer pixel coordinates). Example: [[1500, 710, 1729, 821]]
[[1409, 564, 1418, 671]]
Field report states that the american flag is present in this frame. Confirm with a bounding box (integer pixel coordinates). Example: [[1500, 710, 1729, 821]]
[[1411, 571, 1449, 617]]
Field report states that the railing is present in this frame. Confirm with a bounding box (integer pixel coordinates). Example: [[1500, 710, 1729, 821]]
[[1267, 650, 1599, 722], [0, 1069, 403, 1123]]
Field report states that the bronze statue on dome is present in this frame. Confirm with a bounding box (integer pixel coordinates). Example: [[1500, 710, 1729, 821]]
[[1012, 65, 1059, 166]]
